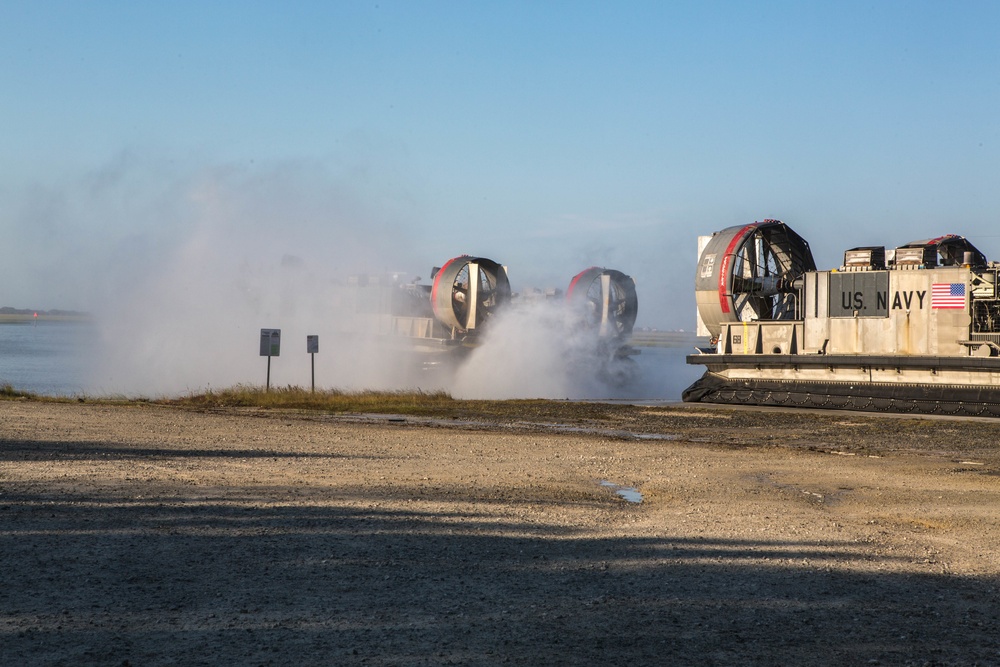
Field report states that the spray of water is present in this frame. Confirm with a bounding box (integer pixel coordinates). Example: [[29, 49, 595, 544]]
[[451, 296, 700, 400], [6, 155, 700, 399], [64, 158, 424, 395], [452, 298, 623, 399]]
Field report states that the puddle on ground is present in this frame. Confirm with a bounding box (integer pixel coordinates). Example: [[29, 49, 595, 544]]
[[600, 480, 643, 504]]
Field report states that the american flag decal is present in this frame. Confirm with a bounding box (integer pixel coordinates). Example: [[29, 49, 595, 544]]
[[932, 282, 966, 309]]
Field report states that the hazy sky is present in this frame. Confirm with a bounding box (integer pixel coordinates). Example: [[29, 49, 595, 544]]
[[2, 1, 999, 329]]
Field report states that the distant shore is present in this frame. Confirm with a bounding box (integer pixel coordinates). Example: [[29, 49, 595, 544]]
[[0, 313, 92, 323]]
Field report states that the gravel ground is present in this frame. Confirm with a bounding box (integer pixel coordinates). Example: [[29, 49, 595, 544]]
[[2, 400, 1000, 666]]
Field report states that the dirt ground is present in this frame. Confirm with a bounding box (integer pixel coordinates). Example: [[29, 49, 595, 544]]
[[2, 400, 1000, 666]]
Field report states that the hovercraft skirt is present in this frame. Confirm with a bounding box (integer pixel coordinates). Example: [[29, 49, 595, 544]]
[[683, 366, 1000, 417]]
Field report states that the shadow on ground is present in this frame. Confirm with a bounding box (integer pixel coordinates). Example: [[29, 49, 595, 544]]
[[2, 479, 999, 667]]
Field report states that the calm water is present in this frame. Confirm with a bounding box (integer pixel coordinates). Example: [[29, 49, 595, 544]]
[[0, 321, 95, 396], [0, 319, 702, 400]]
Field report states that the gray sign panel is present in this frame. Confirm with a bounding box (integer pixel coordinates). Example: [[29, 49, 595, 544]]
[[829, 272, 889, 318], [260, 329, 281, 356]]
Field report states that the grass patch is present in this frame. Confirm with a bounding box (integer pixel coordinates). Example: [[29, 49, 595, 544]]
[[164, 385, 642, 423], [0, 384, 36, 400], [169, 385, 457, 415], [2, 383, 662, 430]]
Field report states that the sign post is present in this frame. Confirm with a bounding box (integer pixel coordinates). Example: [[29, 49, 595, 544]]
[[306, 335, 319, 392], [259, 329, 281, 391]]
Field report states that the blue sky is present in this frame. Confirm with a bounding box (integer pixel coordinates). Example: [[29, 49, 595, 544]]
[[2, 1, 999, 329]]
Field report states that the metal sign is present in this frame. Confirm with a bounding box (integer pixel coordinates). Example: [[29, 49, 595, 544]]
[[829, 273, 889, 318], [260, 329, 281, 356], [306, 335, 319, 392]]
